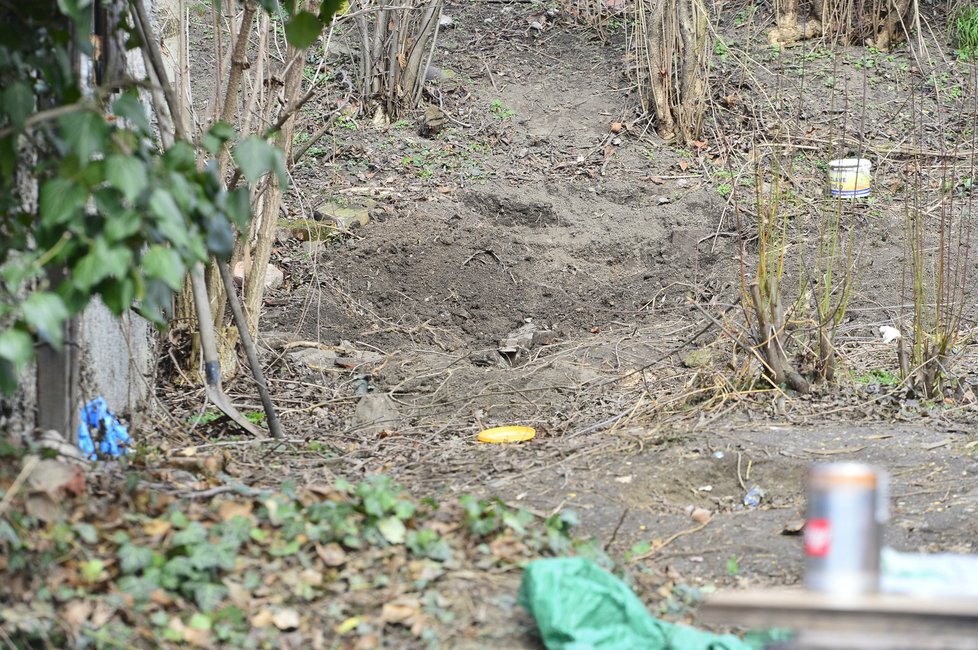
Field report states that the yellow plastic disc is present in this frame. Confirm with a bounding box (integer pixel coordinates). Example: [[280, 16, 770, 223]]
[[477, 425, 536, 443]]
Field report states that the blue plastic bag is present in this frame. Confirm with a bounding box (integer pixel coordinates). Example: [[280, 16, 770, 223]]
[[77, 397, 131, 460]]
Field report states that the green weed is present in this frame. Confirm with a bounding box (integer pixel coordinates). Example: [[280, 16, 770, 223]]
[[726, 555, 740, 575], [714, 37, 730, 61], [852, 368, 901, 385], [490, 99, 516, 120], [956, 5, 978, 59], [734, 5, 756, 26]]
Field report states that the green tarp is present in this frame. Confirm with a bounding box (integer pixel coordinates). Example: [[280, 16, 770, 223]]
[[518, 558, 756, 650]]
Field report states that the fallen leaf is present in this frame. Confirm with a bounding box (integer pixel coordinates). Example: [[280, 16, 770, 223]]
[[217, 499, 254, 522], [150, 589, 174, 607], [782, 519, 805, 535], [678, 160, 690, 171], [335, 615, 362, 635], [407, 559, 444, 584], [647, 175, 665, 185], [251, 609, 274, 628], [25, 493, 61, 522], [610, 122, 624, 133], [356, 633, 381, 649], [689, 507, 712, 524], [377, 516, 406, 544], [300, 568, 324, 588], [142, 518, 172, 537], [488, 535, 527, 563], [63, 600, 92, 634], [381, 597, 422, 625], [272, 608, 300, 630], [316, 542, 348, 567], [168, 617, 210, 648], [90, 599, 115, 628], [28, 458, 84, 497]]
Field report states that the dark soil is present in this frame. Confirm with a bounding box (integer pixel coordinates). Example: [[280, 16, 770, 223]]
[[162, 0, 978, 646]]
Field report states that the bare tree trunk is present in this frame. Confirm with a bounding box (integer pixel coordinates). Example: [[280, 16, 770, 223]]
[[630, 0, 709, 145], [241, 43, 306, 335], [349, 0, 443, 123], [165, 1, 319, 382], [647, 0, 675, 142], [770, 0, 911, 47]]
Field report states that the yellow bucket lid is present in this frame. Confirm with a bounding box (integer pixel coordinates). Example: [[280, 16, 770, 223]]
[[477, 425, 536, 443]]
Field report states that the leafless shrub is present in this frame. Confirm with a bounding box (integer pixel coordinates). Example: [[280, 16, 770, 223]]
[[346, 0, 443, 124], [629, 0, 710, 144]]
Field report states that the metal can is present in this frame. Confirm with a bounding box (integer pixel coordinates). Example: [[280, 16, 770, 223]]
[[804, 462, 889, 595]]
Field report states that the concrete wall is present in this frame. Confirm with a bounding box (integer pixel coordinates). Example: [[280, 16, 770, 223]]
[[77, 301, 155, 418], [2, 1, 161, 441]]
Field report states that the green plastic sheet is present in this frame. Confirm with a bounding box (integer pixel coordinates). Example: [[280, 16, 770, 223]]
[[518, 557, 755, 650]]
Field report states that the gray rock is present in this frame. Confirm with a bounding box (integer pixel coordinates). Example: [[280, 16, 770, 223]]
[[289, 347, 338, 371], [351, 393, 401, 435], [264, 264, 285, 291]]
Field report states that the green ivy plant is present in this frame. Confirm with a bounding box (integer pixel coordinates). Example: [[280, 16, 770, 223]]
[[0, 0, 340, 394]]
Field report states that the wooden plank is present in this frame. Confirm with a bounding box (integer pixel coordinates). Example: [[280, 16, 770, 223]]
[[36, 317, 79, 441], [701, 589, 978, 638], [788, 629, 978, 650]]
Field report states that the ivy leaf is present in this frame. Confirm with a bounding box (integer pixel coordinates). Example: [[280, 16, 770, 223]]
[[99, 276, 136, 315], [137, 278, 173, 325], [106, 154, 148, 203], [80, 559, 104, 583], [320, 0, 344, 22], [0, 136, 15, 179], [284, 10, 322, 49], [0, 360, 17, 396], [118, 543, 154, 574], [73, 522, 98, 544], [192, 582, 229, 612], [2, 82, 34, 128], [233, 136, 287, 186], [21, 292, 69, 347], [204, 214, 234, 259], [111, 92, 151, 134], [394, 499, 416, 520], [148, 188, 190, 249], [39, 178, 86, 227], [225, 187, 251, 229], [172, 521, 208, 547], [57, 0, 94, 30], [141, 245, 185, 291], [189, 540, 238, 571], [377, 516, 406, 544], [0, 328, 34, 375], [95, 189, 142, 242], [163, 141, 196, 173], [202, 121, 235, 155], [74, 238, 132, 291], [117, 574, 160, 602], [58, 110, 108, 162]]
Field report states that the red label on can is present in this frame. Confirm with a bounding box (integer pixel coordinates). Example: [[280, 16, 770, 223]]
[[805, 518, 831, 557]]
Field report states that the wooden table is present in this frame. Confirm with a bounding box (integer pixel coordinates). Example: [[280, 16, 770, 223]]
[[701, 589, 978, 649]]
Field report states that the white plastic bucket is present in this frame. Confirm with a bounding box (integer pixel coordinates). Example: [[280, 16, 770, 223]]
[[828, 158, 872, 199]]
